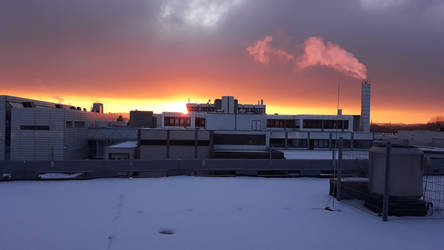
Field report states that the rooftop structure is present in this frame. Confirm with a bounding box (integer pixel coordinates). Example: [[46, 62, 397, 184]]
[[187, 96, 266, 114]]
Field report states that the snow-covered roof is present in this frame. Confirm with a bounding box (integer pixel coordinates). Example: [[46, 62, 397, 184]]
[[108, 141, 138, 148], [0, 177, 442, 250], [279, 149, 369, 160]]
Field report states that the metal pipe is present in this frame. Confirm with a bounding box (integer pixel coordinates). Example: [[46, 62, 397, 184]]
[[337, 137, 343, 200], [383, 142, 392, 221]]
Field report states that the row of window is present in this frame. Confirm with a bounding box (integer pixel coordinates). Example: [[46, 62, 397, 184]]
[[187, 107, 216, 113], [267, 119, 300, 128], [302, 119, 349, 130], [66, 121, 86, 128], [20, 125, 50, 130], [238, 107, 266, 114], [164, 117, 206, 128], [20, 121, 87, 130], [164, 117, 191, 127], [269, 139, 372, 149]]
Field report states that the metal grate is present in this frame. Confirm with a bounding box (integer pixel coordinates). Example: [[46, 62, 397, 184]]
[[424, 175, 444, 211]]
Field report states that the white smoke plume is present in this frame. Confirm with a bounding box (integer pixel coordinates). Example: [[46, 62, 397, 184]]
[[245, 36, 294, 64], [246, 36, 367, 80]]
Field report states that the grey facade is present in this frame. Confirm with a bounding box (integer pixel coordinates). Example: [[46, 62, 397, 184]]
[[138, 129, 211, 159], [129, 110, 154, 128], [0, 95, 118, 160]]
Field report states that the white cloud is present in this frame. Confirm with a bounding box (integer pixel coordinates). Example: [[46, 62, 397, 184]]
[[360, 0, 411, 9], [159, 0, 245, 29]]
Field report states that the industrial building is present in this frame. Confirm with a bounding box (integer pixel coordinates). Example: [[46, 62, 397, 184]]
[[130, 81, 373, 160], [1, 81, 374, 161], [0, 95, 118, 160]]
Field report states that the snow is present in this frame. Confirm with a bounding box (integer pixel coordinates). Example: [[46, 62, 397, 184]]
[[340, 177, 369, 182], [38, 173, 83, 179], [280, 149, 369, 160], [0, 177, 442, 250], [108, 141, 138, 148]]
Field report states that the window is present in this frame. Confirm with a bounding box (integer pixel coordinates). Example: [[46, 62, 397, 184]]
[[66, 121, 73, 128], [270, 138, 285, 147], [267, 119, 299, 128], [251, 120, 261, 130], [323, 120, 349, 130], [288, 139, 307, 148], [313, 139, 330, 148], [74, 121, 85, 128], [20, 125, 49, 130], [164, 117, 191, 127], [303, 119, 349, 130], [195, 117, 206, 128], [303, 119, 322, 129], [354, 140, 371, 149]]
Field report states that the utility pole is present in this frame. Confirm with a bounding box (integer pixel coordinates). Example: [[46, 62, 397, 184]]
[[337, 137, 343, 200], [383, 142, 392, 221]]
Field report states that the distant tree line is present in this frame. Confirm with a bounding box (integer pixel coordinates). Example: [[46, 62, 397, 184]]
[[371, 116, 444, 133]]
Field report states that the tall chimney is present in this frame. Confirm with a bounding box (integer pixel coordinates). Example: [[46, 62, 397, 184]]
[[360, 81, 371, 132]]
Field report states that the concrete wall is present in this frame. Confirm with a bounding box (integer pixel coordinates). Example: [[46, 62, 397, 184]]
[[1, 156, 443, 181], [139, 146, 168, 159], [0, 159, 368, 180], [206, 113, 236, 130], [235, 114, 266, 130], [139, 129, 210, 159]]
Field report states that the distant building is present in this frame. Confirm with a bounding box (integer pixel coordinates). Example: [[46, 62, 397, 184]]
[[2, 81, 374, 161], [0, 95, 117, 160], [131, 82, 374, 159]]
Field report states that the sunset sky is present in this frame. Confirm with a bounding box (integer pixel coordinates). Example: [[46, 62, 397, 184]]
[[1, 0, 443, 123]]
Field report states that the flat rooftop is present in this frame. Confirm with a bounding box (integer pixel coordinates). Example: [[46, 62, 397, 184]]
[[108, 141, 138, 148], [0, 177, 442, 250]]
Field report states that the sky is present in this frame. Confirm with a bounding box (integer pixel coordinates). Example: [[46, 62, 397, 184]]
[[0, 0, 443, 123]]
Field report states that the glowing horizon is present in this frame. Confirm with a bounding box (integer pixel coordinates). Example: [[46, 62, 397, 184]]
[[2, 91, 438, 124]]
